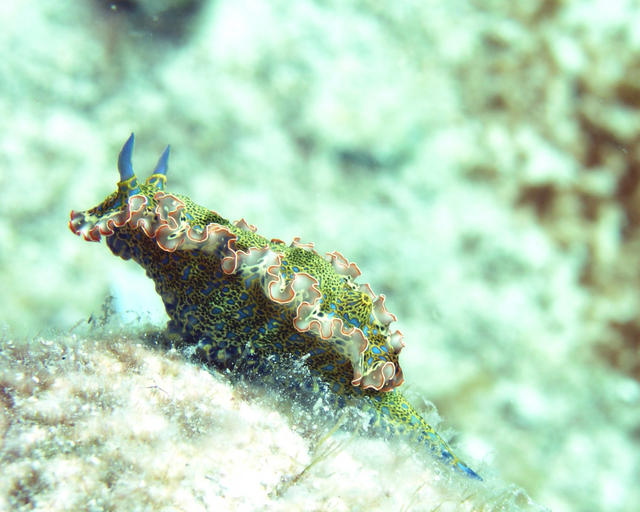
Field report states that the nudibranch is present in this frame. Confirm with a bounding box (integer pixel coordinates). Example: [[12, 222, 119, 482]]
[[69, 134, 481, 480]]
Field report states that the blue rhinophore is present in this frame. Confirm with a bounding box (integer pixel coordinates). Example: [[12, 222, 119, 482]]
[[117, 133, 135, 181], [153, 145, 170, 175]]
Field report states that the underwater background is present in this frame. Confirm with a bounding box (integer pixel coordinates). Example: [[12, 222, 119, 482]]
[[1, 1, 640, 510]]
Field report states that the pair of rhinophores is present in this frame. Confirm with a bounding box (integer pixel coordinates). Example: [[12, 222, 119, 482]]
[[70, 134, 482, 480]]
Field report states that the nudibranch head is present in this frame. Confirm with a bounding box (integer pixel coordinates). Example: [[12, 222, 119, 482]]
[[69, 133, 171, 242]]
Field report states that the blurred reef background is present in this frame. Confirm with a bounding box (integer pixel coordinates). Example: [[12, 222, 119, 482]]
[[1, 0, 640, 510]]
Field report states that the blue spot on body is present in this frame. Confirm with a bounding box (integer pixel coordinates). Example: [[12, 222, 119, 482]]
[[244, 274, 259, 288], [237, 304, 255, 320], [343, 314, 360, 327]]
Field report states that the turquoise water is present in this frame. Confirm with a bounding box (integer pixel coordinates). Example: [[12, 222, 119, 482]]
[[1, 1, 639, 510]]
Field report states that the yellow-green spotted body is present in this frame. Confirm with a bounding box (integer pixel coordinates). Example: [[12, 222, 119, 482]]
[[70, 134, 481, 480]]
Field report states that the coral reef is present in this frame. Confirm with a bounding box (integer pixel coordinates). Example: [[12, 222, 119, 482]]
[[0, 332, 541, 511]]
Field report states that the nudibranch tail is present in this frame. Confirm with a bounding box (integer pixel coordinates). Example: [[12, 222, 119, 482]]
[[69, 134, 482, 481], [374, 392, 483, 480]]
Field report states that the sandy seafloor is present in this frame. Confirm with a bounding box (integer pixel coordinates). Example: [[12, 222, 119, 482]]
[[1, 1, 640, 510]]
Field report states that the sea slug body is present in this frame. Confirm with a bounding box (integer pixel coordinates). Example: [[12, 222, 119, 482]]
[[70, 134, 481, 480]]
